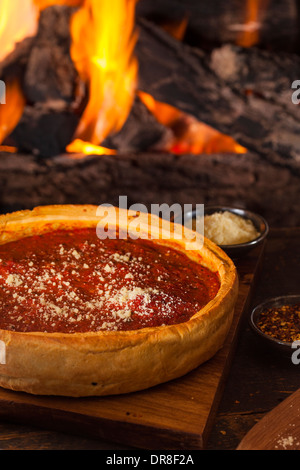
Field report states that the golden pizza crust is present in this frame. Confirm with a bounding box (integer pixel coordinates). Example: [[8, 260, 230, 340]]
[[0, 205, 238, 397]]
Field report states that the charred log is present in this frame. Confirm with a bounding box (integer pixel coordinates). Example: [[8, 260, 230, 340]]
[[2, 9, 300, 164], [0, 5, 81, 157], [0, 7, 170, 157], [0, 151, 299, 228], [137, 18, 300, 174], [137, 0, 299, 52], [23, 5, 78, 104], [102, 97, 171, 154]]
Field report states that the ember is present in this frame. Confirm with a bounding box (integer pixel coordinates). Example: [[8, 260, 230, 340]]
[[138, 91, 247, 155]]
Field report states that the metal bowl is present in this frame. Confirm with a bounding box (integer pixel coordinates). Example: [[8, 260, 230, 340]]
[[174, 205, 269, 258], [250, 295, 300, 355]]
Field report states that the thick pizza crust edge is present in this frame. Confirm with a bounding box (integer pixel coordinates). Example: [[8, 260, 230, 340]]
[[0, 205, 238, 397]]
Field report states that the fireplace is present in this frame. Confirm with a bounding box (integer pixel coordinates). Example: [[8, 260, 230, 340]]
[[0, 0, 300, 227]]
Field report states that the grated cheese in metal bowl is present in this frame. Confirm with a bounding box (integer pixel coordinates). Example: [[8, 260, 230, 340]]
[[193, 211, 260, 246]]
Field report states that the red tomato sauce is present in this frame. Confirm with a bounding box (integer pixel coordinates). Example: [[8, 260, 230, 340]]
[[0, 228, 220, 333]]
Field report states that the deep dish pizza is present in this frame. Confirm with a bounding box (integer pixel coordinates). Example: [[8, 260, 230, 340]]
[[0, 205, 238, 397]]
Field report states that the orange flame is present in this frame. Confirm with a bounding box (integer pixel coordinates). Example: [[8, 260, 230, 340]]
[[66, 139, 116, 156], [34, 0, 83, 8], [236, 0, 269, 48], [66, 0, 138, 155], [0, 79, 25, 146], [138, 91, 247, 155], [162, 16, 188, 41], [0, 0, 38, 62], [0, 0, 36, 153], [0, 0, 248, 158]]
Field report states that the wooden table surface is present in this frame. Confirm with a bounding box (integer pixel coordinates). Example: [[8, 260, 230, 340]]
[[0, 227, 299, 451]]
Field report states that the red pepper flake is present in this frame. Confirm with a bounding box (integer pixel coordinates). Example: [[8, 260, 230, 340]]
[[256, 304, 300, 343]]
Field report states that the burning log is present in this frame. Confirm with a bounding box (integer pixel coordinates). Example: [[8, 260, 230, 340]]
[[137, 18, 300, 173], [23, 5, 77, 104], [0, 3, 168, 157], [2, 8, 300, 164], [0, 37, 34, 82], [1, 1, 299, 165], [102, 96, 170, 154], [0, 5, 81, 156], [0, 2, 299, 228], [0, 5, 77, 101]]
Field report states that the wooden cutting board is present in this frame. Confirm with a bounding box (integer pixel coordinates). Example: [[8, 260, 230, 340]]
[[0, 243, 265, 450], [237, 388, 300, 450]]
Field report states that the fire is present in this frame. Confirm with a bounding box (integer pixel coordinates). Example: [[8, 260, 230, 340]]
[[34, 0, 83, 8], [161, 16, 188, 41], [0, 79, 25, 147], [0, 0, 247, 157], [66, 0, 139, 156], [0, 0, 138, 157], [0, 0, 38, 62], [138, 91, 247, 155], [236, 0, 269, 48], [66, 139, 116, 156], [0, 0, 37, 150]]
